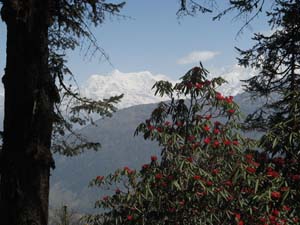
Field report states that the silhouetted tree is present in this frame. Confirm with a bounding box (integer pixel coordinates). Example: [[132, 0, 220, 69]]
[[0, 1, 124, 224], [225, 0, 300, 220], [184, 0, 300, 220]]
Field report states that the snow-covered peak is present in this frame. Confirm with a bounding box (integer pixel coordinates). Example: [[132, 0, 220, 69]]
[[209, 64, 256, 96], [81, 66, 256, 109], [81, 70, 174, 109]]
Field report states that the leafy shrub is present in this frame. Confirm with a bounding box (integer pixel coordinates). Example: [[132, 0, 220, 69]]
[[85, 65, 297, 225]]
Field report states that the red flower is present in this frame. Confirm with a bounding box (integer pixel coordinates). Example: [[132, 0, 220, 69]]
[[213, 129, 220, 135], [228, 109, 235, 114], [234, 213, 244, 225], [187, 135, 196, 141], [246, 167, 256, 174], [229, 149, 236, 155], [227, 195, 234, 201], [192, 142, 200, 149], [193, 175, 201, 180], [271, 191, 281, 199], [204, 80, 211, 85], [225, 96, 233, 103], [269, 215, 276, 222], [213, 140, 220, 148], [212, 169, 220, 175], [204, 137, 211, 144], [214, 121, 221, 126], [206, 180, 213, 186], [245, 154, 253, 161], [164, 121, 171, 126], [223, 139, 231, 146], [167, 175, 174, 180], [282, 205, 291, 211], [124, 166, 130, 172], [196, 115, 202, 121], [259, 217, 266, 223], [127, 215, 133, 221], [250, 161, 260, 167], [196, 191, 206, 197], [186, 82, 193, 88], [147, 125, 155, 131], [224, 180, 233, 186], [96, 176, 104, 181], [151, 155, 158, 161], [241, 187, 253, 193], [193, 66, 200, 72], [205, 114, 212, 120], [176, 121, 183, 127], [216, 92, 225, 100], [179, 200, 185, 206], [161, 182, 167, 187], [273, 157, 285, 166], [232, 140, 239, 145], [267, 170, 280, 178], [156, 127, 163, 132], [195, 82, 203, 89], [272, 209, 280, 216], [280, 186, 289, 192], [142, 164, 149, 169], [102, 196, 109, 201], [203, 125, 210, 131], [115, 188, 121, 194], [292, 174, 300, 181], [293, 218, 300, 223], [155, 173, 163, 180], [168, 207, 176, 213], [235, 213, 241, 220], [187, 157, 193, 163], [124, 166, 134, 174]]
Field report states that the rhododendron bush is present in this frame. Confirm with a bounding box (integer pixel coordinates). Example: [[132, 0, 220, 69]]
[[85, 65, 298, 225]]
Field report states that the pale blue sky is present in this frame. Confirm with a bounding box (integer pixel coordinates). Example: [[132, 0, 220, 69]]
[[0, 1, 270, 84]]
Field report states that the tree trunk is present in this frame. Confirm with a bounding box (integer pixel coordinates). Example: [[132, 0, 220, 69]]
[[0, 1, 54, 224]]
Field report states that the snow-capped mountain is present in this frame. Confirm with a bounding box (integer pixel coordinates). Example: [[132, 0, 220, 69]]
[[81, 66, 256, 109], [209, 64, 256, 96], [81, 70, 174, 109]]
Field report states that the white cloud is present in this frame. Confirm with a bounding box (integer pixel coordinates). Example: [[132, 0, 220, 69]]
[[177, 51, 220, 65]]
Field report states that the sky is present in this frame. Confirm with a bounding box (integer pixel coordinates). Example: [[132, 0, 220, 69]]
[[0, 0, 270, 85]]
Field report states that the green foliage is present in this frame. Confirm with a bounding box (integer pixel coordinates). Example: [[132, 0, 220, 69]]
[[47, 0, 126, 156], [232, 1, 300, 220], [85, 65, 297, 225]]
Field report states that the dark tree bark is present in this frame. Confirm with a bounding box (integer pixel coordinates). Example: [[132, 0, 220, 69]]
[[0, 1, 54, 224]]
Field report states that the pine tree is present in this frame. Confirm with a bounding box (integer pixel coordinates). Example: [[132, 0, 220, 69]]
[[233, 0, 300, 218], [192, 0, 300, 221], [0, 1, 124, 224]]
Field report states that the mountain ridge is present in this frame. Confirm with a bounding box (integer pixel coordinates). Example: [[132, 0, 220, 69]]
[[81, 66, 256, 110]]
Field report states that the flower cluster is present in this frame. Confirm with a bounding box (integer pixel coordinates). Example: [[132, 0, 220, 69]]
[[85, 66, 296, 225]]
